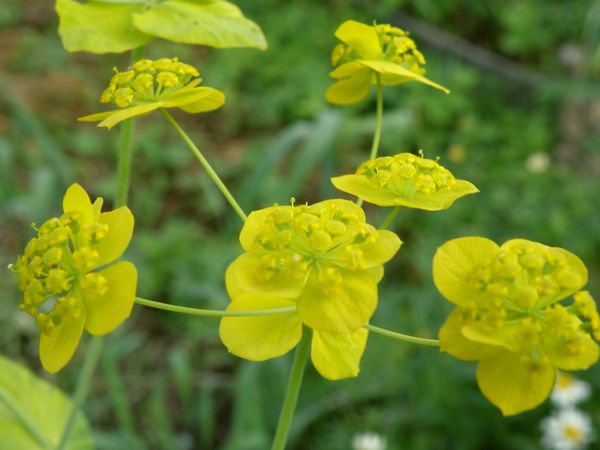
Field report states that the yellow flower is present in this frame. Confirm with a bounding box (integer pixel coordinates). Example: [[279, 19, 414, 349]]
[[79, 57, 225, 129], [219, 199, 401, 379], [331, 153, 478, 210], [326, 20, 449, 105], [434, 237, 599, 415], [10, 184, 137, 373]]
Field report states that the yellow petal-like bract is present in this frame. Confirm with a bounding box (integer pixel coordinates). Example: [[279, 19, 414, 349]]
[[326, 20, 449, 105], [220, 199, 402, 380], [79, 57, 225, 129], [332, 153, 478, 210], [11, 183, 137, 373], [434, 237, 599, 415]]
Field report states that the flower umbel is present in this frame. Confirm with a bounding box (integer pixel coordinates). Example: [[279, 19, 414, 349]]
[[79, 57, 225, 129], [332, 152, 478, 210], [10, 184, 137, 373], [326, 20, 449, 105], [219, 199, 401, 380], [434, 237, 599, 415]]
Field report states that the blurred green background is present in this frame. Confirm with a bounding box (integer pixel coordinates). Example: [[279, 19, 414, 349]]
[[2, 0, 600, 449]]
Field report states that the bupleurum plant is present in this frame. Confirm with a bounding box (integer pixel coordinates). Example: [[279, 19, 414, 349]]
[[6, 5, 599, 450]]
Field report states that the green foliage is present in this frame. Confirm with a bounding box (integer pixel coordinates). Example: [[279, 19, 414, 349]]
[[0, 355, 92, 450], [56, 0, 266, 54]]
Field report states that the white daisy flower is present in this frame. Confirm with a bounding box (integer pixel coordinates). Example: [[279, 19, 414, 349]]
[[352, 432, 387, 450], [551, 372, 592, 408], [541, 409, 594, 450]]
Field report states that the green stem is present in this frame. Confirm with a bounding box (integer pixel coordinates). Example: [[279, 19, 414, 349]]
[[357, 75, 384, 207], [369, 74, 383, 161], [115, 45, 145, 208], [159, 108, 247, 222], [364, 324, 440, 347], [58, 46, 146, 450], [56, 336, 105, 450], [379, 205, 401, 230], [271, 328, 311, 450], [135, 297, 296, 317]]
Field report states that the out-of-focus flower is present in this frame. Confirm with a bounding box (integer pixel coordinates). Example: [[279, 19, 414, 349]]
[[541, 409, 594, 450], [551, 372, 592, 408], [435, 237, 599, 415], [525, 152, 551, 174], [219, 199, 401, 380], [352, 432, 387, 450], [331, 153, 478, 211], [10, 184, 137, 373], [326, 20, 449, 105], [55, 0, 267, 54], [79, 58, 224, 129], [447, 144, 467, 164]]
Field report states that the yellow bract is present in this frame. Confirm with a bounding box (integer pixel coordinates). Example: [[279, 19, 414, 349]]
[[331, 153, 478, 210], [434, 237, 599, 415], [10, 184, 137, 373], [326, 20, 449, 105], [79, 57, 225, 129], [219, 199, 401, 380]]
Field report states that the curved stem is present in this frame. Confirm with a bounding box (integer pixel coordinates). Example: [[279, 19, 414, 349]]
[[369, 74, 384, 161], [56, 336, 104, 450], [379, 205, 400, 230], [135, 297, 296, 317], [271, 327, 311, 450], [159, 108, 247, 222], [364, 323, 440, 347]]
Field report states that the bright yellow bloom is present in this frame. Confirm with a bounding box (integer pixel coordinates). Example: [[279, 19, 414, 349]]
[[326, 20, 449, 105], [434, 237, 599, 415], [79, 57, 225, 129], [219, 199, 401, 379], [10, 184, 137, 373], [331, 153, 478, 210]]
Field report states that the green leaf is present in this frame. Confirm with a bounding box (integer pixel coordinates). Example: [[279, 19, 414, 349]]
[[55, 0, 153, 54], [0, 354, 93, 450], [132, 0, 267, 50]]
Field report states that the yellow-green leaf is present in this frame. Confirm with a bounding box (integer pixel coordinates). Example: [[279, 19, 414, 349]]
[[55, 0, 152, 54], [132, 0, 267, 50], [0, 354, 92, 450]]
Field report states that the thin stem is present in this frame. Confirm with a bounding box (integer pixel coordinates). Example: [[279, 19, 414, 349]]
[[271, 328, 311, 450], [159, 108, 247, 222], [379, 205, 401, 230], [56, 336, 105, 450], [58, 46, 146, 450], [135, 297, 296, 317], [369, 74, 384, 161], [357, 75, 384, 207], [364, 324, 440, 347], [115, 45, 145, 208]]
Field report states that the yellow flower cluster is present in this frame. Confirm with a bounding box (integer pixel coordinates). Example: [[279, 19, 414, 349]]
[[219, 199, 401, 380], [332, 153, 478, 210], [79, 57, 225, 129], [10, 184, 137, 373], [434, 237, 599, 415], [326, 20, 448, 105], [99, 58, 201, 108], [332, 23, 426, 75]]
